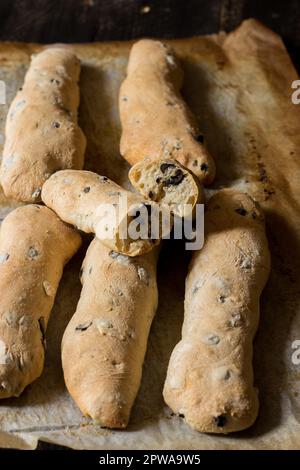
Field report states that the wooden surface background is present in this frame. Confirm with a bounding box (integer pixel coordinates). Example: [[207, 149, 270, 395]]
[[0, 0, 299, 70], [0, 0, 299, 451]]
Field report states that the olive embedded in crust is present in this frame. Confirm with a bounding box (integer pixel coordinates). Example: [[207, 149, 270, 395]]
[[213, 415, 227, 428], [0, 204, 81, 399], [163, 189, 270, 433], [163, 169, 185, 187], [0, 48, 86, 203], [119, 39, 216, 185]]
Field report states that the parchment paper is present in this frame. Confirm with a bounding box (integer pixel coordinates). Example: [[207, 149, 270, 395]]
[[0, 18, 299, 450]]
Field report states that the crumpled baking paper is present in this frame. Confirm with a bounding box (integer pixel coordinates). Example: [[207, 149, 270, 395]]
[[0, 19, 299, 449]]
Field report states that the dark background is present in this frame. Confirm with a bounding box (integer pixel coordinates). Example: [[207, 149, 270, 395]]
[[0, 0, 299, 70], [0, 0, 299, 451]]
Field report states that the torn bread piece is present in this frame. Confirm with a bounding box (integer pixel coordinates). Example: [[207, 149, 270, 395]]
[[163, 189, 271, 433], [129, 158, 203, 218], [62, 238, 159, 428]]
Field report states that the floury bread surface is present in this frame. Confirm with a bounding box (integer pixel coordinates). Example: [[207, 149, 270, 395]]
[[0, 47, 86, 203], [62, 239, 159, 428], [163, 189, 271, 433], [119, 39, 215, 186], [0, 205, 81, 398]]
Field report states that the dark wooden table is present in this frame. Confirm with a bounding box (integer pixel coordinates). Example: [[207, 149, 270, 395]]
[[0, 0, 299, 70], [0, 0, 299, 450]]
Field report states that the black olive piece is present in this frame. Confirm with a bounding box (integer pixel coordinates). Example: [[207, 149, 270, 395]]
[[200, 163, 209, 172], [195, 134, 204, 143], [148, 191, 154, 198], [192, 285, 199, 295], [160, 163, 176, 173], [178, 413, 185, 418], [75, 321, 92, 331], [28, 247, 39, 258], [83, 186, 90, 193], [235, 207, 248, 216], [163, 169, 185, 187], [214, 415, 226, 427], [156, 177, 161, 184], [38, 317, 46, 348], [0, 253, 10, 263]]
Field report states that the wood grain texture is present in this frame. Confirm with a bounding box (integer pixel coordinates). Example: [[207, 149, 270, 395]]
[[0, 0, 299, 70]]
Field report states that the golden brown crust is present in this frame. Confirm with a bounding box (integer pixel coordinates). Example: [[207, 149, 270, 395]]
[[0, 205, 81, 398], [41, 169, 166, 257], [119, 39, 215, 185], [163, 189, 271, 433], [62, 239, 158, 428], [0, 47, 86, 203]]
